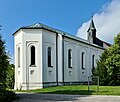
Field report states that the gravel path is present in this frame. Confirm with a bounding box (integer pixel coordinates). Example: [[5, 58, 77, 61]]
[[14, 92, 120, 102]]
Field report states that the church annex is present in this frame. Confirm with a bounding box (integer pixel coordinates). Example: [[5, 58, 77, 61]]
[[13, 19, 110, 90]]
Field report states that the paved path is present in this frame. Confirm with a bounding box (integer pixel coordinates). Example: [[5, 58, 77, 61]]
[[14, 92, 120, 102]]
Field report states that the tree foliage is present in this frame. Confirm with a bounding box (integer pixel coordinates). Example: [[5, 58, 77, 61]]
[[0, 34, 9, 89], [0, 34, 15, 89], [6, 64, 15, 89], [93, 33, 120, 85]]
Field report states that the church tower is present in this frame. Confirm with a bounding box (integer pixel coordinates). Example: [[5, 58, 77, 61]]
[[87, 17, 96, 43]]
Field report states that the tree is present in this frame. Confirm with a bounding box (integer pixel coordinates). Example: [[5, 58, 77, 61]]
[[93, 50, 109, 85], [6, 64, 15, 89], [0, 34, 9, 89], [93, 33, 120, 86]]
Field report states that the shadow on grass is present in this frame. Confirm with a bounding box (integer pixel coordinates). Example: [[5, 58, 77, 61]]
[[15, 91, 95, 102], [39, 90, 95, 95]]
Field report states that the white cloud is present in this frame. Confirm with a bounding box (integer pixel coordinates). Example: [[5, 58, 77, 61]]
[[76, 0, 120, 44]]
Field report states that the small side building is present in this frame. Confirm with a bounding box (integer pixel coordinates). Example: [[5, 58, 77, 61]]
[[13, 19, 110, 90]]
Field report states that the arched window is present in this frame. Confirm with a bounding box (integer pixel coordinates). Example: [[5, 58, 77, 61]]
[[48, 47, 52, 67], [18, 47, 20, 67], [92, 55, 95, 68], [81, 52, 85, 70], [68, 49, 72, 68], [30, 46, 35, 66]]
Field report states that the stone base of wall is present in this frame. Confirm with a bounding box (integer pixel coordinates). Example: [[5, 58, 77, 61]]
[[15, 81, 89, 90]]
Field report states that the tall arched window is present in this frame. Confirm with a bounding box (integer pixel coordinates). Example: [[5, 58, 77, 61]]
[[92, 55, 95, 68], [30, 46, 35, 66], [81, 52, 85, 70], [48, 47, 52, 67], [18, 47, 20, 67], [68, 49, 72, 68]]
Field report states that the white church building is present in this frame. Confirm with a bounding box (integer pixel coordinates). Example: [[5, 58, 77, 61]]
[[13, 19, 110, 90]]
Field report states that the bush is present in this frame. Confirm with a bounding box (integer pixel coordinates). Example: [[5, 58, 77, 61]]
[[0, 89, 17, 102]]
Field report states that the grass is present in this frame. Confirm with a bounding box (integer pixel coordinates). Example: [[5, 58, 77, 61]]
[[15, 85, 120, 95]]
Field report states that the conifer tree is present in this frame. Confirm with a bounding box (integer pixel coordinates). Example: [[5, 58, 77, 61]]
[[93, 33, 120, 85], [0, 34, 9, 88]]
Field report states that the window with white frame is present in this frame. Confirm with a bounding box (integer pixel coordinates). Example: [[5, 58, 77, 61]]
[[68, 49, 72, 68], [92, 55, 95, 68], [30, 46, 35, 66], [81, 52, 85, 70], [18, 47, 20, 67], [48, 46, 52, 67]]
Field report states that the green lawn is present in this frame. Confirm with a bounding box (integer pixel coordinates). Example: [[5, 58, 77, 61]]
[[16, 85, 120, 95]]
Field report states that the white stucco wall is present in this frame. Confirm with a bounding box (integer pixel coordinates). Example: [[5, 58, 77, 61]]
[[42, 30, 57, 85], [57, 34, 63, 83], [64, 39, 78, 82], [14, 29, 43, 90], [14, 30, 23, 90], [63, 37, 103, 82]]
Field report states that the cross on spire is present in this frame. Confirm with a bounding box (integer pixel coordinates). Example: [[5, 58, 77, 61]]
[[0, 25, 2, 30]]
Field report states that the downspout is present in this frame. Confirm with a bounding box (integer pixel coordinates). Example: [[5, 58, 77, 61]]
[[26, 44, 29, 90], [62, 35, 64, 85], [56, 33, 58, 86], [26, 44, 28, 90]]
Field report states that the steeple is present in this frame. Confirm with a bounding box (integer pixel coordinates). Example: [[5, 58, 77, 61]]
[[87, 17, 96, 43], [87, 17, 96, 32]]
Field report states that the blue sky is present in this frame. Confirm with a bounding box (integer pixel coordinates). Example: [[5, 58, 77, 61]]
[[0, 0, 112, 63]]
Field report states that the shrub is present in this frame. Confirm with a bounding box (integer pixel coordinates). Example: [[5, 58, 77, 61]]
[[0, 89, 17, 102]]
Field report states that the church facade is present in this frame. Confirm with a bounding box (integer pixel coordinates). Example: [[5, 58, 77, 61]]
[[13, 19, 110, 90]]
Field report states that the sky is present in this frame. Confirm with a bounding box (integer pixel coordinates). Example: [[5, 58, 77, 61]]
[[77, 0, 120, 44], [0, 0, 118, 63]]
